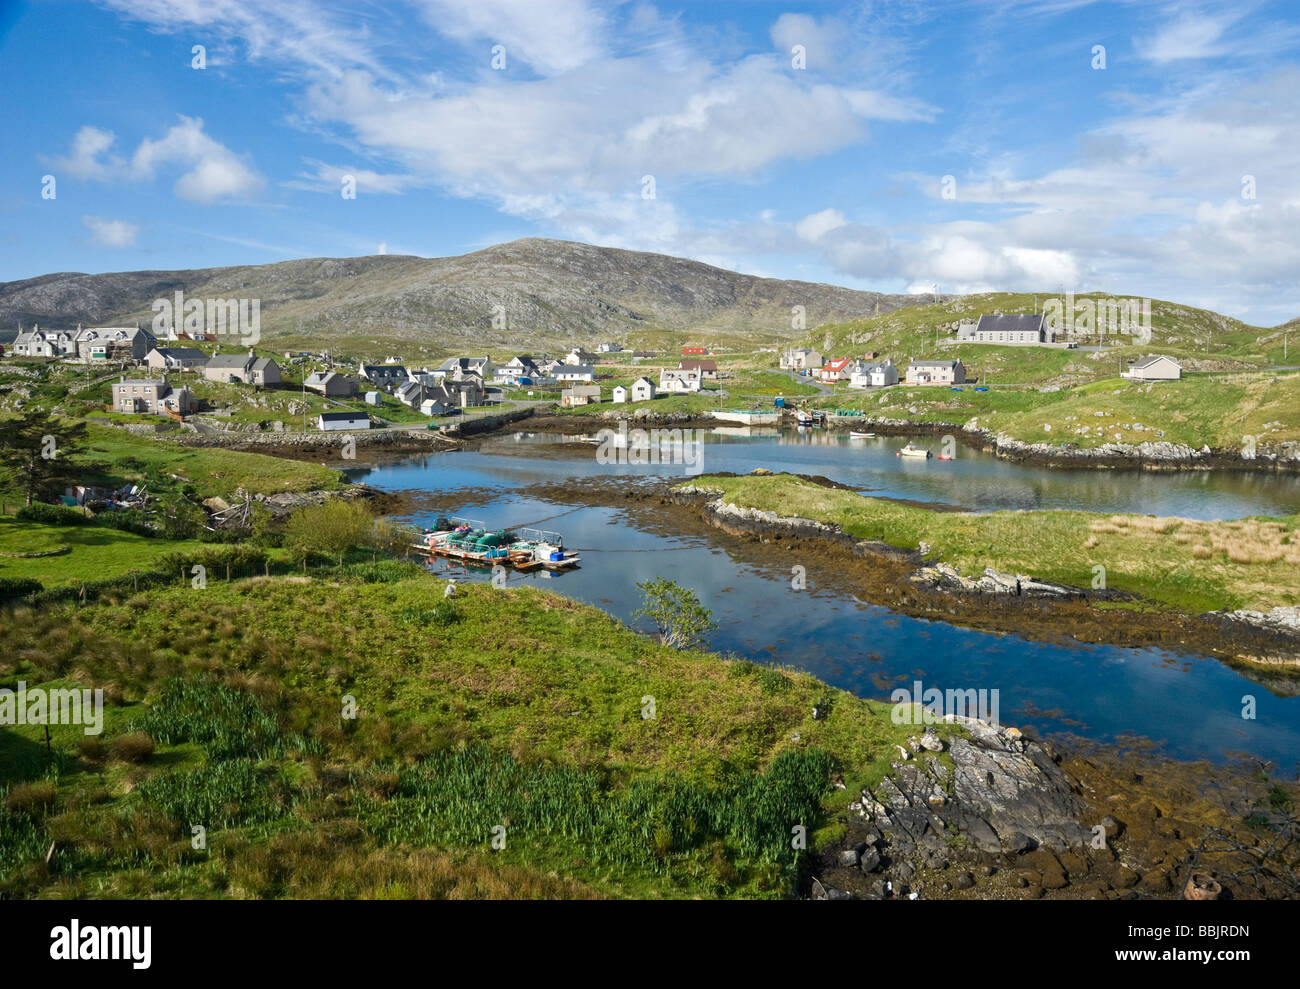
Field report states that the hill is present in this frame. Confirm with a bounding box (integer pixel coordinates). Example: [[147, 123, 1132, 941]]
[[0, 239, 922, 357]]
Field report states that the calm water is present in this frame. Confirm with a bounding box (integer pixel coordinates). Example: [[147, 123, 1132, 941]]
[[346, 429, 1300, 766]]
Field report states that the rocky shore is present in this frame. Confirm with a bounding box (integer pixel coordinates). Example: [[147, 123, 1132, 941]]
[[812, 715, 1297, 900]]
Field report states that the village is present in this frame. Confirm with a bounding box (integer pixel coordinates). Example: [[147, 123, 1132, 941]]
[[5, 310, 1189, 445]]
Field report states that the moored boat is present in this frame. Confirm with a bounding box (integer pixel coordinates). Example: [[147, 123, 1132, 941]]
[[897, 442, 932, 459], [413, 519, 581, 571]]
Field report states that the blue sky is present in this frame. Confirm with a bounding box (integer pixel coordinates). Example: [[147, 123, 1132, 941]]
[[2, 0, 1298, 323]]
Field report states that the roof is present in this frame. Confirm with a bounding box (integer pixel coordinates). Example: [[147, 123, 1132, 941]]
[[680, 359, 718, 371], [154, 347, 207, 359], [563, 385, 601, 395], [554, 364, 594, 375], [1130, 354, 1181, 369], [975, 314, 1045, 334], [910, 359, 962, 368], [250, 357, 278, 371], [632, 376, 656, 386], [205, 354, 251, 368], [118, 378, 167, 386], [821, 357, 853, 370]]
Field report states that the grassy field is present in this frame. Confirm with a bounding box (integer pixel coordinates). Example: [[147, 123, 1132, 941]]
[[0, 573, 930, 899], [0, 516, 207, 586], [821, 373, 1300, 452], [809, 292, 1281, 372], [682, 473, 1300, 614]]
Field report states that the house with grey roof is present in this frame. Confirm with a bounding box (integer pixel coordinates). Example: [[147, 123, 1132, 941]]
[[12, 325, 76, 358], [145, 346, 208, 370], [304, 371, 359, 397], [202, 351, 282, 386], [1121, 355, 1182, 382], [359, 363, 409, 388], [554, 364, 594, 383], [957, 314, 1053, 345], [905, 359, 966, 386]]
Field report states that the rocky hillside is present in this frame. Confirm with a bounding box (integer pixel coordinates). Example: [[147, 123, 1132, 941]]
[[0, 239, 921, 354]]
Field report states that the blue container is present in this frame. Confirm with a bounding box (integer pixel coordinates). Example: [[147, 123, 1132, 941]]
[[774, 397, 786, 408]]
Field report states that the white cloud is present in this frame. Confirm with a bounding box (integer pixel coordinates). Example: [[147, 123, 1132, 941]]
[[49, 126, 123, 179], [131, 116, 262, 202], [81, 215, 139, 248], [48, 116, 261, 203], [1142, 11, 1239, 62], [795, 208, 848, 243], [417, 0, 608, 76]]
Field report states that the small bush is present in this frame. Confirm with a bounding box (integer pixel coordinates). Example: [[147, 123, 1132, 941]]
[[16, 502, 89, 526], [107, 731, 155, 764], [0, 577, 44, 603], [3, 780, 57, 816], [75, 737, 105, 762], [395, 601, 459, 627]]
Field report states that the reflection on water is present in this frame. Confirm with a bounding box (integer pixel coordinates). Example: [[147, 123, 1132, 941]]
[[468, 429, 1300, 520], [349, 438, 1300, 767]]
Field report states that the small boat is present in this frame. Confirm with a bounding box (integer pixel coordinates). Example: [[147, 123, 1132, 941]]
[[849, 430, 876, 438], [897, 443, 932, 459], [937, 453, 954, 461], [413, 519, 581, 571]]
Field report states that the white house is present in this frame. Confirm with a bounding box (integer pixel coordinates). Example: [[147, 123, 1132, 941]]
[[905, 359, 966, 386], [631, 376, 656, 402], [420, 396, 452, 416], [659, 367, 701, 393], [849, 359, 898, 388], [611, 385, 628, 403], [317, 411, 370, 431], [554, 364, 595, 383], [565, 348, 597, 366], [145, 346, 208, 371], [1122, 355, 1182, 381], [779, 347, 822, 371], [957, 314, 1053, 345], [596, 343, 623, 353], [12, 325, 76, 358]]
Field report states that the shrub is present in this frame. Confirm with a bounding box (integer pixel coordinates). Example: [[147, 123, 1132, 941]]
[[395, 601, 459, 627], [95, 509, 159, 537], [16, 502, 90, 526], [3, 780, 57, 816], [107, 731, 155, 764], [0, 577, 44, 603], [137, 675, 316, 761], [138, 760, 279, 829]]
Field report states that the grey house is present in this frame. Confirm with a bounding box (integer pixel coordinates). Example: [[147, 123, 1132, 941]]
[[203, 351, 282, 386], [305, 371, 359, 397]]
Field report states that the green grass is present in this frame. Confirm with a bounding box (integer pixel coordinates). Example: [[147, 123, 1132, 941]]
[[73, 423, 346, 499], [0, 516, 207, 587], [681, 473, 1300, 614], [0, 574, 933, 899]]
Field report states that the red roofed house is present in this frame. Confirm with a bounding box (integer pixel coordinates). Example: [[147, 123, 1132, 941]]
[[681, 346, 710, 356], [817, 357, 854, 383]]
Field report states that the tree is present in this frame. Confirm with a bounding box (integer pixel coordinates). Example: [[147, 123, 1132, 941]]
[[0, 409, 89, 507], [284, 498, 374, 567], [633, 577, 717, 650]]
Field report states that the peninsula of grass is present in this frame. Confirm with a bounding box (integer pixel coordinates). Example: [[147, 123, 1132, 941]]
[[0, 573, 933, 899], [680, 473, 1300, 615]]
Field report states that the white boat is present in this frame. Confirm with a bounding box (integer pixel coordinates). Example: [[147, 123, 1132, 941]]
[[897, 442, 931, 459], [849, 430, 876, 438]]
